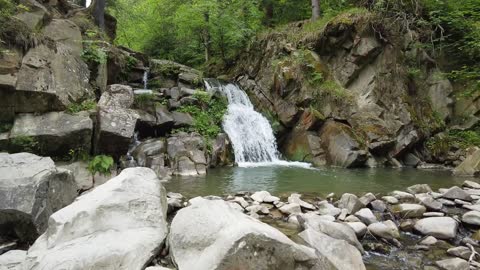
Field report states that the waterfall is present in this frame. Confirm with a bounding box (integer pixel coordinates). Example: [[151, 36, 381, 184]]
[[205, 79, 310, 168], [142, 69, 149, 89]]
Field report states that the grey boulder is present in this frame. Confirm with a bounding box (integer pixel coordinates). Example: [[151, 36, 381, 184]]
[[168, 197, 318, 270], [9, 111, 92, 157], [23, 168, 168, 270], [413, 217, 458, 239], [0, 153, 77, 242]]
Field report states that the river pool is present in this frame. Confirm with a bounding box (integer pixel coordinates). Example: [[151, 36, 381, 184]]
[[164, 165, 468, 198]]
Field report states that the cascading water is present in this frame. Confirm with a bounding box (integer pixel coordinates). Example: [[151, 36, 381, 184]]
[[205, 79, 310, 168], [142, 69, 149, 89]]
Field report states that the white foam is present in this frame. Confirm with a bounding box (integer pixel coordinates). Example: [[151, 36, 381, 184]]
[[237, 161, 313, 169]]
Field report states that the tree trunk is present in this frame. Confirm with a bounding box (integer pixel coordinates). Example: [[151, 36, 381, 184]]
[[93, 0, 106, 31], [262, 0, 274, 26], [203, 11, 211, 63], [311, 0, 320, 21]]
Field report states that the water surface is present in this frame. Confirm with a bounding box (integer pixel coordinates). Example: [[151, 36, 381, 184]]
[[165, 166, 467, 198]]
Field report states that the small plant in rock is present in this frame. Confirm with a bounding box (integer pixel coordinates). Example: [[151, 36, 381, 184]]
[[88, 155, 114, 185], [81, 41, 107, 65], [66, 100, 97, 114], [0, 122, 12, 133], [68, 148, 90, 162], [134, 93, 156, 108], [10, 135, 39, 153]]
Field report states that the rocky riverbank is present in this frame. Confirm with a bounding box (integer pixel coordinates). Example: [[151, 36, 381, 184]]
[[1, 151, 480, 270]]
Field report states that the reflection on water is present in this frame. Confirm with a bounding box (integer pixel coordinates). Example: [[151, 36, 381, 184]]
[[164, 166, 467, 198]]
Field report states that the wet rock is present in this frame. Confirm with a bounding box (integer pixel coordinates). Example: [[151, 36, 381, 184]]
[[371, 200, 387, 212], [169, 197, 317, 270], [392, 204, 426, 218], [9, 111, 93, 157], [131, 138, 171, 179], [288, 193, 315, 210], [299, 228, 366, 270], [346, 222, 368, 237], [416, 194, 443, 211], [447, 246, 472, 260], [354, 208, 378, 225], [464, 180, 480, 189], [435, 258, 469, 270], [423, 212, 445, 217], [414, 217, 458, 239], [251, 191, 279, 203], [338, 193, 365, 214], [420, 236, 438, 246], [407, 184, 433, 194], [316, 201, 341, 217], [167, 132, 207, 175], [318, 121, 368, 168], [232, 197, 249, 209], [382, 196, 399, 204], [400, 220, 415, 232], [210, 133, 234, 167], [359, 193, 376, 206], [0, 153, 77, 243], [368, 220, 400, 240], [462, 211, 480, 226], [390, 191, 415, 201], [344, 215, 361, 223], [453, 147, 480, 176], [298, 213, 364, 253], [441, 186, 472, 201], [23, 168, 168, 270], [279, 203, 302, 215], [246, 205, 270, 215], [0, 250, 26, 270], [437, 198, 456, 206]]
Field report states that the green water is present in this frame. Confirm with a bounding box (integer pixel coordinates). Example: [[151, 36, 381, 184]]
[[164, 166, 468, 198]]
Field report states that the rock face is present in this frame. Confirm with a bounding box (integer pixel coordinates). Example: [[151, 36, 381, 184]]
[[23, 168, 168, 270], [7, 112, 93, 157], [454, 147, 480, 177], [233, 13, 451, 167], [131, 138, 171, 179], [318, 121, 368, 168], [413, 217, 458, 239], [0, 153, 77, 242], [0, 250, 26, 270], [169, 197, 318, 270], [299, 228, 366, 270], [15, 41, 92, 113], [96, 84, 138, 158]]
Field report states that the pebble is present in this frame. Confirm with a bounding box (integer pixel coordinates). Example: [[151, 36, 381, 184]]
[[354, 208, 378, 225], [463, 180, 480, 189], [382, 196, 399, 204], [423, 212, 445, 217], [288, 193, 315, 210], [462, 210, 480, 225], [279, 203, 302, 215], [419, 236, 438, 245], [371, 200, 387, 212]]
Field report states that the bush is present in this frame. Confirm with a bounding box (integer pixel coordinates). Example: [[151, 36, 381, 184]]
[[10, 135, 39, 153], [66, 100, 97, 114], [427, 128, 480, 156], [177, 92, 228, 140], [88, 155, 114, 176]]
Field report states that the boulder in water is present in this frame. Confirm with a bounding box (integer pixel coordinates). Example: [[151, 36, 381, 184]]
[[23, 168, 168, 270], [168, 197, 318, 270], [0, 153, 77, 242], [413, 217, 458, 239]]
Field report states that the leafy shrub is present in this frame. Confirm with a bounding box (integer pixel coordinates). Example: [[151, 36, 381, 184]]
[[81, 41, 107, 65], [66, 100, 96, 114], [134, 93, 156, 108], [177, 93, 228, 140], [427, 128, 480, 156], [0, 122, 12, 133], [10, 135, 39, 153], [88, 155, 114, 176]]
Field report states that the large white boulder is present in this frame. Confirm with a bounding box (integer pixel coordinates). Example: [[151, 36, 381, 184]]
[[0, 153, 77, 242], [414, 217, 458, 239], [169, 197, 318, 270], [299, 228, 366, 270], [23, 167, 168, 270]]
